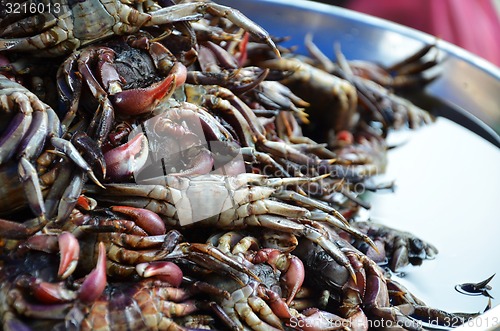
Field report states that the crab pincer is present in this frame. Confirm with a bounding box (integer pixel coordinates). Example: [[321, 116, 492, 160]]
[[20, 277, 77, 304], [136, 261, 183, 287], [104, 133, 149, 182], [78, 242, 107, 303], [111, 62, 186, 115], [250, 248, 305, 305], [110, 205, 166, 236], [57, 232, 80, 280]]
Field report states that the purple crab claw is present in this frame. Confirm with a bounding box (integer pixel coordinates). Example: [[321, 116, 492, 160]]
[[30, 280, 77, 304], [58, 232, 80, 280], [104, 133, 149, 182], [24, 232, 79, 280], [110, 63, 186, 116], [78, 242, 107, 303], [136, 261, 183, 287], [110, 205, 166, 235]]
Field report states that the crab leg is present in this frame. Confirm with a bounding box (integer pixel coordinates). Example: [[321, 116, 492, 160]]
[[107, 243, 172, 264], [0, 99, 32, 164], [18, 157, 46, 219], [43, 161, 73, 219], [16, 110, 48, 161], [56, 171, 84, 224], [273, 189, 348, 225], [168, 242, 261, 281], [309, 211, 377, 250], [50, 137, 103, 188], [146, 2, 279, 56], [386, 44, 435, 72], [0, 24, 73, 52], [0, 216, 46, 238], [203, 85, 316, 165], [71, 131, 106, 180], [74, 47, 116, 145], [235, 299, 283, 331], [87, 179, 279, 205], [89, 192, 310, 224], [58, 51, 83, 132], [236, 214, 356, 281], [302, 224, 356, 282]]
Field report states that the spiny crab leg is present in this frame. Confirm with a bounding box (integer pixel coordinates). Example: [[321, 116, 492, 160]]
[[18, 157, 46, 219], [273, 189, 349, 226], [50, 137, 104, 188], [167, 242, 261, 282], [0, 94, 33, 164], [71, 131, 107, 180], [146, 2, 280, 57], [309, 211, 377, 251], [56, 172, 85, 224]]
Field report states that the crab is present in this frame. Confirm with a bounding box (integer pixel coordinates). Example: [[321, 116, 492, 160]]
[[0, 73, 105, 237], [57, 33, 187, 147], [0, 0, 279, 57]]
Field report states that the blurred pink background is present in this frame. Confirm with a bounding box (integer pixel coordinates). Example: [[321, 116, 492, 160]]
[[325, 0, 500, 67]]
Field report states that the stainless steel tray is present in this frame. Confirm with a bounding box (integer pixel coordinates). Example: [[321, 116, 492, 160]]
[[221, 0, 500, 325]]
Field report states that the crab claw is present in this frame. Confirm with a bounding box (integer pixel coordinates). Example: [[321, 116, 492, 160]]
[[78, 242, 106, 303], [110, 205, 165, 235], [76, 195, 97, 211], [104, 133, 148, 182], [258, 286, 292, 320], [136, 261, 183, 287], [253, 249, 305, 305], [31, 280, 77, 304], [58, 232, 80, 279], [110, 75, 173, 115], [280, 255, 305, 305], [169, 148, 214, 177], [110, 63, 186, 116]]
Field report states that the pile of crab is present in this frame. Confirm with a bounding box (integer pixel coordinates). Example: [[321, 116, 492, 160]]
[[0, 1, 471, 330]]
